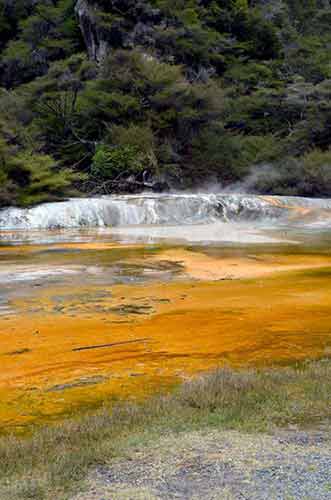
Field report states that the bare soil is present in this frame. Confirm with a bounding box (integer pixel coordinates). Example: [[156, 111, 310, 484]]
[[73, 428, 331, 500]]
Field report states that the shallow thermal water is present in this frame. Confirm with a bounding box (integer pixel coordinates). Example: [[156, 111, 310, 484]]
[[0, 193, 331, 433]]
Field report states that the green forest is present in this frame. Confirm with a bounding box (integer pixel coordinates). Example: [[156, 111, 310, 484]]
[[1, 0, 331, 206]]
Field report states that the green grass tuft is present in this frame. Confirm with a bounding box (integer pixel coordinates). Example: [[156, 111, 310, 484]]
[[1, 360, 331, 499]]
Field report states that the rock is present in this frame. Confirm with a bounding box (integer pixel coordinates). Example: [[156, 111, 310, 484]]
[[75, 0, 109, 62], [75, 0, 163, 62]]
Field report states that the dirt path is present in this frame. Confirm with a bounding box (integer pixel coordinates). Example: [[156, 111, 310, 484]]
[[73, 428, 331, 499]]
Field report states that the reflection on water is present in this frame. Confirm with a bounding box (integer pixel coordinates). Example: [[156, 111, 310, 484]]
[[0, 193, 330, 433], [108, 221, 296, 245]]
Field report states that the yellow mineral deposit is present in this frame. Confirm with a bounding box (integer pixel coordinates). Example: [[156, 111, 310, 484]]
[[0, 243, 331, 433]]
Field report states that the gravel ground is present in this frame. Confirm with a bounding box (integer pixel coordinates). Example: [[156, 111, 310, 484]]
[[72, 429, 331, 500]]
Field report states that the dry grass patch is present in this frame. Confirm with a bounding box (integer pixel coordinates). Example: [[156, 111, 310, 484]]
[[0, 360, 331, 499]]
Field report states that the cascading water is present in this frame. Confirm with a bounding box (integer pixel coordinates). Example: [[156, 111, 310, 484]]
[[1, 193, 330, 230]]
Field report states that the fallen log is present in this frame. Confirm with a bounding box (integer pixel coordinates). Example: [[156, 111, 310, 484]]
[[72, 338, 150, 352]]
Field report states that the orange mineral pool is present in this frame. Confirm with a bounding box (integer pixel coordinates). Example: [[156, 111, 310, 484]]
[[0, 236, 331, 433]]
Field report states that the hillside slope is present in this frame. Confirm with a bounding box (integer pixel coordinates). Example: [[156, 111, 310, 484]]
[[1, 0, 331, 206]]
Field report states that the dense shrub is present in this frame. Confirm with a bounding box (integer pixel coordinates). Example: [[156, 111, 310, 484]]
[[91, 144, 143, 180]]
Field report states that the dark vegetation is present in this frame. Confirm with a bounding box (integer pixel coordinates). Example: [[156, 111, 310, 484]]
[[1, 360, 331, 499], [1, 0, 331, 206]]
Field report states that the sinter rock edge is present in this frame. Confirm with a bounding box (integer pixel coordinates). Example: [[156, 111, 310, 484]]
[[0, 193, 331, 231]]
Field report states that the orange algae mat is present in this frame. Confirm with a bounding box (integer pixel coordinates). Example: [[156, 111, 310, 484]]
[[0, 246, 331, 432]]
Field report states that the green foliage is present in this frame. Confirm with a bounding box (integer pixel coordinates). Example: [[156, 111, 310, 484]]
[[235, 10, 281, 60], [23, 154, 77, 203], [301, 149, 331, 196], [1, 0, 82, 87], [0, 109, 83, 206], [224, 62, 274, 91], [190, 128, 283, 184], [0, 138, 15, 207], [91, 144, 143, 180], [1, 0, 331, 202], [284, 36, 331, 83], [0, 0, 34, 51], [110, 124, 158, 172], [4, 151, 83, 206], [232, 0, 248, 12]]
